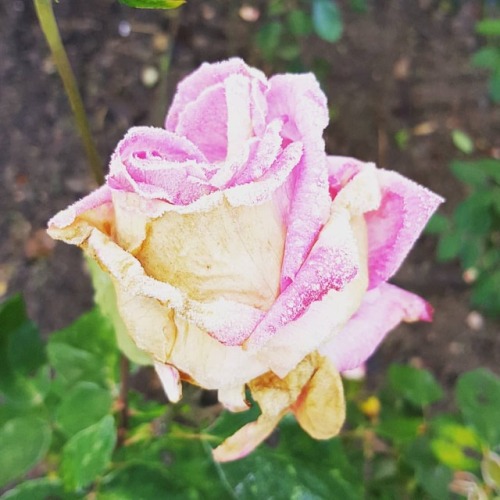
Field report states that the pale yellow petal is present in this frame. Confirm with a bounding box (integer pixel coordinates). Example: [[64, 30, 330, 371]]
[[292, 355, 345, 440], [134, 198, 285, 310]]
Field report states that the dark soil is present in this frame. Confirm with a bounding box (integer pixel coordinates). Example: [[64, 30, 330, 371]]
[[1, 0, 499, 393]]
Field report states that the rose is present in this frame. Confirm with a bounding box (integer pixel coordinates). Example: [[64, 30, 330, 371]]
[[48, 58, 442, 461]]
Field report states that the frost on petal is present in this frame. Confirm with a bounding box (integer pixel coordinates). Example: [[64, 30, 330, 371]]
[[224, 141, 302, 207], [175, 83, 229, 162], [165, 58, 267, 132], [327, 158, 443, 290], [365, 170, 443, 289], [169, 315, 267, 390], [108, 127, 214, 205], [319, 283, 433, 372], [48, 185, 113, 236], [245, 166, 379, 352], [267, 74, 331, 287], [245, 208, 361, 350], [186, 298, 264, 346], [292, 355, 345, 440], [154, 362, 182, 403]]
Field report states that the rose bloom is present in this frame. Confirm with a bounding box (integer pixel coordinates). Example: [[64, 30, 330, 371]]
[[48, 59, 442, 461]]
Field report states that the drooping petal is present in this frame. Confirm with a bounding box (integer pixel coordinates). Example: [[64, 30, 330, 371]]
[[292, 355, 345, 440], [212, 353, 342, 462], [267, 74, 331, 288], [319, 283, 433, 372], [154, 362, 182, 403], [212, 354, 317, 462], [365, 170, 444, 289]]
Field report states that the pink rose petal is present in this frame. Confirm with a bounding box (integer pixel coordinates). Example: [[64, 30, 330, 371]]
[[245, 208, 360, 350], [267, 74, 331, 288], [365, 170, 443, 289], [165, 58, 267, 132], [48, 185, 112, 229], [327, 157, 444, 290], [319, 283, 433, 372], [107, 127, 216, 205]]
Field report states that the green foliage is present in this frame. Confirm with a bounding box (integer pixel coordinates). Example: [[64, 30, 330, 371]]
[[312, 0, 343, 43], [388, 364, 444, 407], [2, 294, 500, 499], [117, 0, 184, 9], [0, 417, 51, 487], [473, 17, 500, 103], [61, 415, 117, 491], [451, 129, 475, 155], [430, 158, 500, 316], [255, 0, 356, 74]]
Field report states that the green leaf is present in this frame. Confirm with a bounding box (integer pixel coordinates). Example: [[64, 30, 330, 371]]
[[48, 342, 103, 389], [312, 0, 343, 43], [97, 464, 177, 499], [450, 159, 500, 188], [0, 417, 52, 487], [211, 416, 363, 499], [287, 9, 313, 37], [454, 192, 494, 236], [268, 0, 287, 16], [456, 369, 500, 446], [55, 382, 113, 437], [476, 19, 500, 36], [436, 232, 461, 262], [61, 415, 117, 491], [425, 213, 449, 235], [87, 258, 151, 366], [350, 0, 367, 13], [377, 416, 423, 443], [388, 364, 444, 407], [431, 438, 479, 471], [452, 129, 475, 154], [0, 295, 47, 407], [256, 22, 283, 60], [406, 437, 453, 500], [470, 271, 500, 316], [482, 450, 500, 490], [48, 308, 119, 388], [0, 478, 66, 500], [472, 47, 500, 69], [117, 0, 184, 9], [394, 129, 410, 150], [489, 69, 500, 102], [276, 42, 302, 61]]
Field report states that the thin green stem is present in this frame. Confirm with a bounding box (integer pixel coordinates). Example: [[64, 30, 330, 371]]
[[34, 0, 104, 185]]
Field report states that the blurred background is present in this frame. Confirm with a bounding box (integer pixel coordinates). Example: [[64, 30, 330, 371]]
[[1, 0, 499, 391]]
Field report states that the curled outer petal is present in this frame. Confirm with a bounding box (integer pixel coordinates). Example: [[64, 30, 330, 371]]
[[320, 283, 433, 372]]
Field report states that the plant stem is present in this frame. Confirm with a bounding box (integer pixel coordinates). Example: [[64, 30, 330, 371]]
[[33, 0, 104, 185], [117, 355, 130, 447]]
